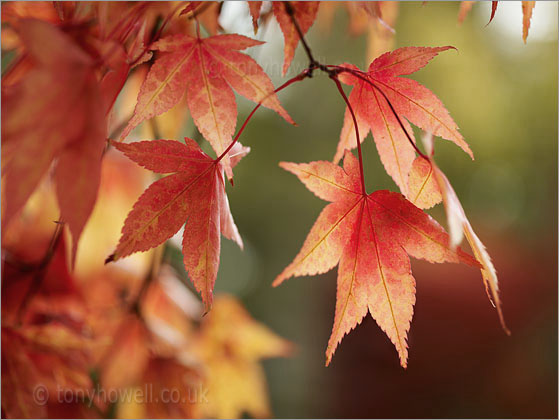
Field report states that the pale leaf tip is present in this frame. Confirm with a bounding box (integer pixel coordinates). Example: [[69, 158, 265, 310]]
[[271, 277, 283, 288], [278, 161, 294, 172]]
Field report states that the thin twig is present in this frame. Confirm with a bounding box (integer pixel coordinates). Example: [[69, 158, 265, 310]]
[[215, 69, 311, 163], [130, 244, 165, 318], [16, 220, 65, 322], [283, 1, 316, 67]]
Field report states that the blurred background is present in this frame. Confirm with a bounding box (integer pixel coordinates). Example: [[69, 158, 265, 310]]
[[208, 2, 557, 418], [3, 1, 556, 418]]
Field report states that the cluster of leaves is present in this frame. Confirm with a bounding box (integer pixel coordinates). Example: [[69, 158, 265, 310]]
[[1, 1, 528, 418], [1, 2, 292, 418]]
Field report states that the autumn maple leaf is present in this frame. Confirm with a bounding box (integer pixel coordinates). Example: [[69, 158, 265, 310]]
[[120, 32, 292, 178], [1, 18, 107, 263], [409, 133, 510, 334], [335, 46, 473, 197], [273, 151, 480, 367], [107, 138, 247, 311]]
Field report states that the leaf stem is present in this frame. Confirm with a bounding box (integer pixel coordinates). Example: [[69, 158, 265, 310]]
[[16, 219, 65, 322], [333, 66, 429, 160], [281, 3, 369, 193], [215, 69, 311, 164], [283, 1, 316, 68], [331, 75, 367, 195]]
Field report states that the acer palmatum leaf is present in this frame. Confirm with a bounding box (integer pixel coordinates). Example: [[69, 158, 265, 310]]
[[107, 138, 246, 311], [335, 46, 473, 196], [274, 151, 480, 367], [120, 32, 292, 178], [419, 133, 510, 335]]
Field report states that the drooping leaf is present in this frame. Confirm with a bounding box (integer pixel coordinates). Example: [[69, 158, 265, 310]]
[[457, 1, 497, 25], [247, 1, 262, 34], [522, 1, 535, 43], [272, 1, 320, 75], [489, 1, 499, 24], [458, 0, 534, 43], [419, 133, 510, 334], [335, 46, 473, 196], [274, 151, 480, 367], [107, 138, 247, 311], [119, 32, 292, 178]]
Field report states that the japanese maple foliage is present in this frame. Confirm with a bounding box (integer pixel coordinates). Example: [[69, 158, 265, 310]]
[[274, 151, 480, 367], [120, 31, 293, 178], [410, 133, 510, 334], [1, 1, 523, 417], [335, 46, 472, 196], [107, 138, 247, 311]]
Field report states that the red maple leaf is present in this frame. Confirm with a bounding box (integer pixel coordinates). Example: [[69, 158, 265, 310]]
[[273, 151, 480, 367], [1, 19, 107, 262], [335, 46, 473, 197], [120, 32, 292, 178], [107, 138, 247, 311]]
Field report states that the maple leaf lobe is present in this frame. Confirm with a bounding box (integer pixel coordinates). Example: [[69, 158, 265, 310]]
[[335, 46, 471, 197], [109, 139, 246, 311]]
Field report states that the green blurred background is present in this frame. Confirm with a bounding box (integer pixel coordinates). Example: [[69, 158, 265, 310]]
[[179, 2, 557, 418]]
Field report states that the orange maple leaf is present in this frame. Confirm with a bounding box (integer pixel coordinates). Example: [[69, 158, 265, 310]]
[[412, 133, 510, 335], [120, 32, 292, 178], [335, 46, 472, 196], [107, 138, 247, 311], [273, 151, 480, 367]]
